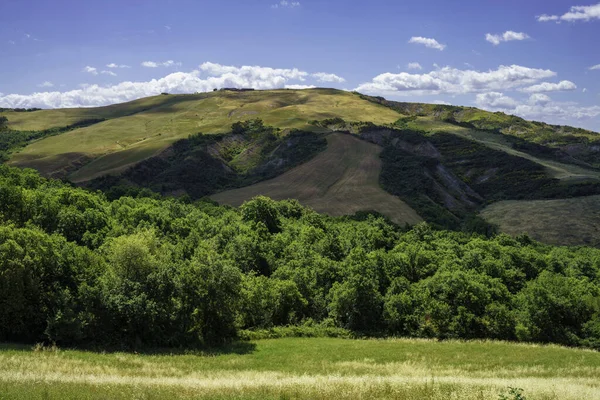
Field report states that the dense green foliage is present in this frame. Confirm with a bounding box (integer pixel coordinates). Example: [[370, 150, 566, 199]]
[[90, 120, 326, 200], [1, 165, 600, 350]]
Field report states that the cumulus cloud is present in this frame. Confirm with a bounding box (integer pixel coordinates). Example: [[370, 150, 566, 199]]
[[106, 63, 131, 69], [407, 62, 423, 70], [141, 60, 182, 68], [83, 66, 98, 75], [519, 80, 577, 93], [285, 84, 316, 89], [0, 62, 342, 109], [485, 31, 530, 45], [528, 93, 552, 106], [355, 64, 556, 96], [37, 81, 54, 88], [590, 64, 600, 70], [271, 0, 300, 8], [475, 92, 518, 109], [199, 62, 309, 83], [311, 72, 345, 83], [537, 3, 600, 22], [408, 36, 446, 51], [101, 70, 117, 77], [476, 92, 600, 122]]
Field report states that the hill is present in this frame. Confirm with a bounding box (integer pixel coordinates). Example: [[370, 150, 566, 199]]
[[3, 88, 600, 245], [3, 89, 400, 181]]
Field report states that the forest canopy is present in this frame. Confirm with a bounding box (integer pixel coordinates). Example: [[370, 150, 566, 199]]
[[1, 165, 600, 350]]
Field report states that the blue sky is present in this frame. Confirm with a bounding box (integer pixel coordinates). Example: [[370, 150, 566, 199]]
[[1, 0, 599, 130]]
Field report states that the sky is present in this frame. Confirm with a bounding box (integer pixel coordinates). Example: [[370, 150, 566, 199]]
[[0, 0, 599, 131]]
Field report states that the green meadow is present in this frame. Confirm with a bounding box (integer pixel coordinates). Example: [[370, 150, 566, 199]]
[[1, 338, 599, 400]]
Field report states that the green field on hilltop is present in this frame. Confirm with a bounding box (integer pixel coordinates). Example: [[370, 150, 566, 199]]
[[1, 338, 599, 399]]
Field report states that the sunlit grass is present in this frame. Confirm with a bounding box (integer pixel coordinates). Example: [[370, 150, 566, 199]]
[[0, 337, 599, 399], [8, 89, 400, 181]]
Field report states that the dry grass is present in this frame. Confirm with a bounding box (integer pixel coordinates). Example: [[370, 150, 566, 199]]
[[480, 195, 600, 247], [0, 337, 599, 399], [211, 132, 422, 225], [7, 89, 400, 182]]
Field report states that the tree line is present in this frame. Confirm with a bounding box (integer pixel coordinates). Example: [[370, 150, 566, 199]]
[[0, 165, 599, 349]]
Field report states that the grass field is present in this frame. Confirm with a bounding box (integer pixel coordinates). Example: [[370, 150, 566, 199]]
[[0, 337, 599, 399], [480, 195, 600, 247], [211, 132, 422, 225], [7, 89, 401, 181]]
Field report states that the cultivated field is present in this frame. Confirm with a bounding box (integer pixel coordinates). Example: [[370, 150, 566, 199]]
[[0, 338, 599, 399], [6, 89, 401, 181], [480, 195, 600, 247], [212, 132, 422, 225]]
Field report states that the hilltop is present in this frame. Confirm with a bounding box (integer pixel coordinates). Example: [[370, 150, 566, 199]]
[[2, 88, 600, 245]]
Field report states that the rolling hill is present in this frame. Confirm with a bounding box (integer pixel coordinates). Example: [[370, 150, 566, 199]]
[[2, 88, 600, 246]]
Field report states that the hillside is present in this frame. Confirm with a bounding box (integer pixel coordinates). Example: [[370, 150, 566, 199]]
[[3, 89, 400, 181], [212, 132, 422, 225], [3, 88, 600, 245]]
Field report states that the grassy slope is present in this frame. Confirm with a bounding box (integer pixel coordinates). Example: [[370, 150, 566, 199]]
[[1, 338, 599, 399], [0, 95, 178, 131], [211, 133, 422, 226], [7, 89, 400, 181], [409, 117, 600, 182], [481, 195, 600, 247]]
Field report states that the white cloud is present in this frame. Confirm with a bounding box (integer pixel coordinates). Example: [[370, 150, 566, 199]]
[[537, 14, 560, 22], [0, 62, 331, 108], [519, 80, 577, 93], [37, 81, 54, 88], [164, 25, 171, 31], [285, 84, 316, 89], [476, 92, 600, 122], [583, 88, 588, 93], [8, 40, 16, 45], [408, 36, 446, 51], [590, 64, 600, 70], [141, 60, 182, 68], [486, 31, 530, 45], [311, 72, 345, 83], [83, 66, 98, 75], [271, 0, 300, 8], [407, 62, 423, 70], [537, 3, 600, 22], [101, 70, 117, 76], [475, 92, 518, 109], [528, 93, 552, 105], [106, 63, 131, 69], [199, 61, 309, 83], [355, 64, 556, 96]]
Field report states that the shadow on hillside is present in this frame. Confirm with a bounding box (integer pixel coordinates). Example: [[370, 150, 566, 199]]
[[0, 341, 257, 357]]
